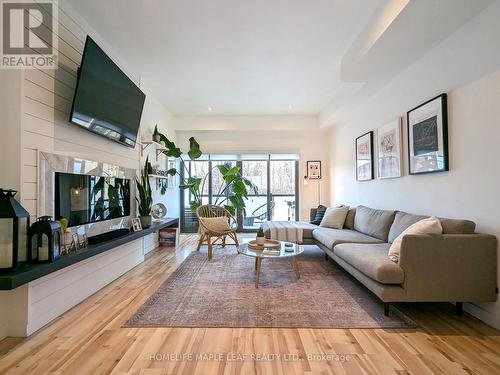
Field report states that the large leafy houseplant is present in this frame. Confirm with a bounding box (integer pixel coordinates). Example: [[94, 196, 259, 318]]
[[158, 134, 257, 217], [136, 156, 153, 228]]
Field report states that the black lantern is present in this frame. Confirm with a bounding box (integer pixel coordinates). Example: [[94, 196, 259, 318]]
[[0, 189, 30, 273], [28, 216, 61, 263]]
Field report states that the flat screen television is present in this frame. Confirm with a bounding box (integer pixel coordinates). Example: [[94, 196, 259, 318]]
[[69, 36, 146, 148], [55, 172, 131, 227]]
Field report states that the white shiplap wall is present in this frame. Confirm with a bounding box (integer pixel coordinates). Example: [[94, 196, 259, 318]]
[[0, 0, 178, 339]]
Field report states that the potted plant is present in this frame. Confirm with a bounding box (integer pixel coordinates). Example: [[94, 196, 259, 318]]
[[153, 125, 160, 143], [136, 156, 152, 228], [256, 227, 265, 244]]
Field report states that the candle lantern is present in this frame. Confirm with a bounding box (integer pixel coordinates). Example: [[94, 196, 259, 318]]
[[28, 216, 61, 263], [0, 189, 30, 273]]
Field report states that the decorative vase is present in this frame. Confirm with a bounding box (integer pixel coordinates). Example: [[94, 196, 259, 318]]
[[140, 215, 152, 229], [153, 134, 160, 143], [256, 236, 265, 244]]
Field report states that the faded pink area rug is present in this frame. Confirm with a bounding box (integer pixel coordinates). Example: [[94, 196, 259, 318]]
[[124, 247, 416, 329]]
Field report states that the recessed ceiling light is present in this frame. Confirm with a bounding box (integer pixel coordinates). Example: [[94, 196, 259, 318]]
[[207, 106, 213, 112], [288, 104, 293, 110]]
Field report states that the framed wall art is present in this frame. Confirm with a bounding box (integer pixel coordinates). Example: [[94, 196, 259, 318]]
[[356, 131, 374, 181], [377, 118, 402, 179], [306, 160, 322, 179], [407, 94, 448, 175]]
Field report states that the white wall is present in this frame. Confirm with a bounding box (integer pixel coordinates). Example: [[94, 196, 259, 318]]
[[0, 0, 177, 339], [175, 115, 330, 221], [328, 2, 500, 329]]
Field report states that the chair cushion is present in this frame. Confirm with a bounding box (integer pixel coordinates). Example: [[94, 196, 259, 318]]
[[334, 243, 405, 284], [310, 205, 327, 225], [354, 205, 396, 242], [200, 217, 231, 233], [312, 227, 382, 250], [320, 206, 349, 229]]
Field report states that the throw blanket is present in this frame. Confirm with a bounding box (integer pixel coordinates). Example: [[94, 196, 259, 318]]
[[265, 221, 304, 243]]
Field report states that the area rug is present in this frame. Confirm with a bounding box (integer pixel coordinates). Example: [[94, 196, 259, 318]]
[[124, 247, 416, 329]]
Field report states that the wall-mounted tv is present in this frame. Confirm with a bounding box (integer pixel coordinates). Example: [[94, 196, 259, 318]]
[[55, 172, 131, 227], [69, 36, 146, 148]]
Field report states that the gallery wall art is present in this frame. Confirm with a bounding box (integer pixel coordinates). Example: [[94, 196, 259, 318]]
[[306, 160, 322, 179], [407, 94, 449, 174], [377, 118, 402, 179], [356, 131, 374, 181]]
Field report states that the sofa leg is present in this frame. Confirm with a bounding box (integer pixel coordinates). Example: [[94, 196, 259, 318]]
[[384, 302, 390, 316], [325, 253, 329, 261], [456, 302, 463, 317]]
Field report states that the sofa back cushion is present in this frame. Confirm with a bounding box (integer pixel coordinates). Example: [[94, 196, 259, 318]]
[[388, 211, 428, 243], [344, 207, 356, 229], [310, 205, 327, 225], [388, 211, 476, 242], [354, 205, 396, 242]]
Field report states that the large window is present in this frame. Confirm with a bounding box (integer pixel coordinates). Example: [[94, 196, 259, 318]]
[[180, 154, 299, 232]]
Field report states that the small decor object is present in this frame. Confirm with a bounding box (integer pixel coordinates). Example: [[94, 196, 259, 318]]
[[407, 94, 448, 174], [151, 203, 167, 222], [256, 227, 265, 244], [306, 161, 322, 179], [356, 131, 374, 181], [28, 216, 61, 263], [136, 156, 153, 228], [57, 218, 72, 254], [78, 234, 88, 249], [132, 218, 143, 232], [153, 125, 161, 143], [0, 189, 30, 272], [248, 239, 280, 250], [377, 118, 402, 179], [72, 233, 79, 251]]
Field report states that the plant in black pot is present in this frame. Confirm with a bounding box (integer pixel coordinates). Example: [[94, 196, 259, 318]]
[[136, 156, 152, 228], [152, 125, 160, 143]]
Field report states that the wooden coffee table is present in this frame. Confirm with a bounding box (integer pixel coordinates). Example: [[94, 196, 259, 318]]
[[237, 241, 304, 288]]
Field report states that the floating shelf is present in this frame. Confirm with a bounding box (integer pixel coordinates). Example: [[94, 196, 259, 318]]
[[149, 174, 169, 179], [140, 140, 167, 161]]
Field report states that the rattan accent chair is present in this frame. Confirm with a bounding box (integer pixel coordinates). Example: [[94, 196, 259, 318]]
[[196, 204, 239, 260]]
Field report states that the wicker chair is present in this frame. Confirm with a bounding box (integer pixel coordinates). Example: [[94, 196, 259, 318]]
[[196, 204, 239, 260]]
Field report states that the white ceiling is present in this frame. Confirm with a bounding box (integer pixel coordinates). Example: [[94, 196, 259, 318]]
[[67, 0, 493, 120], [66, 0, 383, 115]]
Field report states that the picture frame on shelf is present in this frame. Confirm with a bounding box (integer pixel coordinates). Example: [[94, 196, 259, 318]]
[[356, 131, 374, 181], [407, 94, 449, 175], [131, 218, 143, 232], [377, 118, 403, 179], [306, 161, 322, 179]]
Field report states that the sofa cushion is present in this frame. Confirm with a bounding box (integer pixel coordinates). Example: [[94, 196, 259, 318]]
[[353, 205, 396, 242], [439, 218, 476, 234], [263, 221, 317, 239], [388, 211, 428, 243], [312, 227, 382, 250], [310, 205, 327, 225], [320, 206, 349, 229], [334, 243, 405, 284], [344, 207, 356, 229]]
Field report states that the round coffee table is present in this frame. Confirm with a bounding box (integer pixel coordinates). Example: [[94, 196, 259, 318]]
[[237, 241, 304, 288]]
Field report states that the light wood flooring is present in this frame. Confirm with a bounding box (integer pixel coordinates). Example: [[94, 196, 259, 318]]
[[0, 234, 499, 374]]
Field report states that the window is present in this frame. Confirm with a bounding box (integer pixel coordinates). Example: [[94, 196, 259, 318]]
[[180, 154, 299, 232]]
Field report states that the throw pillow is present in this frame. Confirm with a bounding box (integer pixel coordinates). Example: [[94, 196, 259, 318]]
[[311, 205, 327, 225], [320, 206, 350, 229], [201, 216, 231, 233], [388, 216, 443, 262]]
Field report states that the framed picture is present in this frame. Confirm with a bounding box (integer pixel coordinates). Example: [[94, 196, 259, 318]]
[[356, 131, 374, 181], [407, 94, 448, 174], [306, 161, 322, 179], [377, 118, 402, 179], [131, 218, 142, 232]]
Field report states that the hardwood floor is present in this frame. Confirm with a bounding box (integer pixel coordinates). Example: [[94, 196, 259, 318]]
[[0, 234, 499, 374]]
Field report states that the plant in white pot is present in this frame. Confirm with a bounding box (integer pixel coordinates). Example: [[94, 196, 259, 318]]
[[136, 156, 152, 228], [256, 227, 266, 244]]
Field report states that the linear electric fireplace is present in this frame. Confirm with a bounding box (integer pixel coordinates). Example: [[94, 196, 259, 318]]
[[55, 172, 131, 227]]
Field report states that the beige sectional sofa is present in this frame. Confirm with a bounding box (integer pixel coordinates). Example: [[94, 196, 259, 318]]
[[264, 205, 497, 316]]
